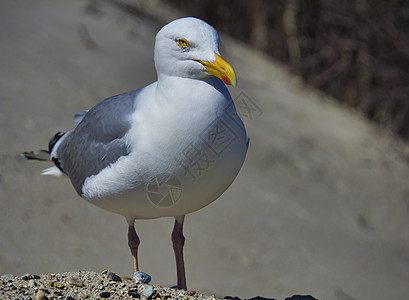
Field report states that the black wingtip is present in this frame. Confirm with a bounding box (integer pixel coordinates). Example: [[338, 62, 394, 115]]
[[49, 131, 65, 154]]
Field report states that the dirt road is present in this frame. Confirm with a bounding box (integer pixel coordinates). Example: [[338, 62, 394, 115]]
[[1, 1, 409, 299]]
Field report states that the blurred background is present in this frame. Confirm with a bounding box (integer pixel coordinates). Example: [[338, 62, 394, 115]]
[[1, 1, 409, 299]]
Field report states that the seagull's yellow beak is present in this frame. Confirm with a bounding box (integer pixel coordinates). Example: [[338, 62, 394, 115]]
[[197, 53, 237, 87]]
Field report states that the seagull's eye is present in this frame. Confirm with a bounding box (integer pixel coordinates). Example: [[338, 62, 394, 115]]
[[177, 38, 189, 48]]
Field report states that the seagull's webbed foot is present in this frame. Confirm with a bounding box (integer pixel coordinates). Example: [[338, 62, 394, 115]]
[[172, 215, 187, 290]]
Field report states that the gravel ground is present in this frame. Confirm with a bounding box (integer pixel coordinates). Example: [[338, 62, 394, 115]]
[[0, 271, 219, 300], [0, 272, 316, 300]]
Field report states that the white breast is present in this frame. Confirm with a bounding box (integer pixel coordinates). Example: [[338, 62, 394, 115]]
[[81, 78, 248, 219]]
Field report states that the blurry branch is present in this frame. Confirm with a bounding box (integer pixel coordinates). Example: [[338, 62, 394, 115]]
[[283, 0, 301, 67], [78, 24, 98, 50], [355, 0, 373, 112], [251, 0, 269, 52]]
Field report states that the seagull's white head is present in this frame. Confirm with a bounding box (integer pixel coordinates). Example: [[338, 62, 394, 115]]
[[154, 17, 237, 87]]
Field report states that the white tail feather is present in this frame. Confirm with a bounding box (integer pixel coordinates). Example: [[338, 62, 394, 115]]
[[41, 166, 65, 177]]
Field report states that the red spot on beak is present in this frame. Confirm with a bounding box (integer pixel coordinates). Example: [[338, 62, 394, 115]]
[[221, 75, 231, 85]]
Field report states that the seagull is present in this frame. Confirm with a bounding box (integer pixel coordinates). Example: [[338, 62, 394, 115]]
[[22, 17, 248, 290]]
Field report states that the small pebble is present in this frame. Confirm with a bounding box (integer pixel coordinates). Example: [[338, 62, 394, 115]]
[[161, 293, 171, 298], [101, 270, 108, 275], [143, 284, 155, 298], [28, 279, 37, 287], [36, 290, 48, 300], [133, 271, 151, 284], [100, 291, 111, 298], [20, 274, 32, 280], [68, 277, 84, 287], [53, 282, 64, 289], [108, 272, 122, 282], [187, 291, 196, 296], [128, 289, 139, 298], [66, 296, 75, 300]]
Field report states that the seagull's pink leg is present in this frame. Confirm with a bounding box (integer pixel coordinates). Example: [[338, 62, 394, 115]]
[[127, 218, 140, 272], [172, 215, 187, 290]]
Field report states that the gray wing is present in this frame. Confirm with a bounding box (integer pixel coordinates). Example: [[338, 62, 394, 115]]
[[56, 89, 140, 195]]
